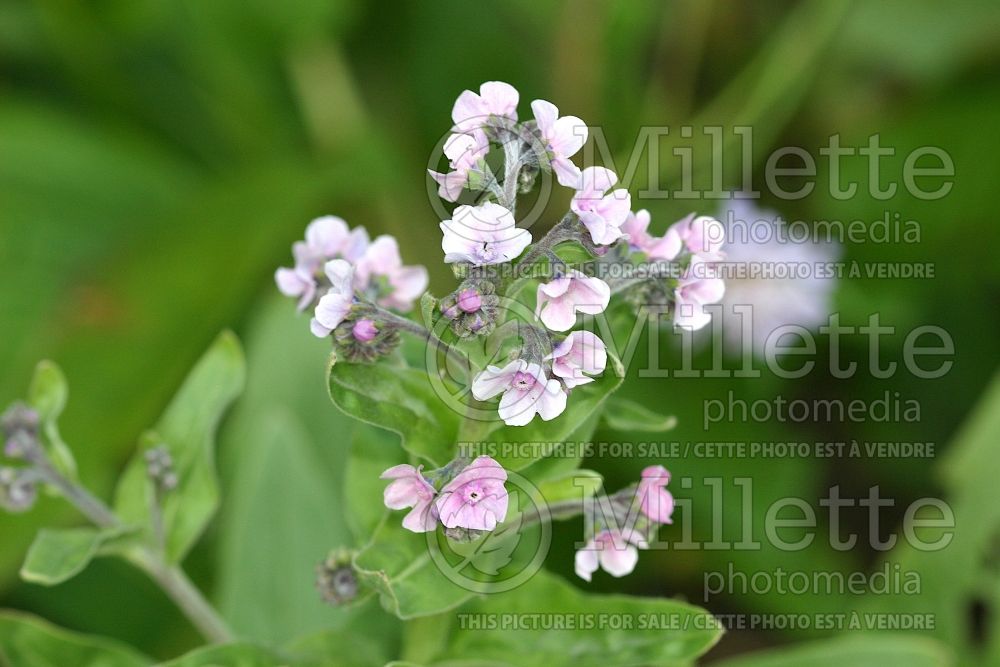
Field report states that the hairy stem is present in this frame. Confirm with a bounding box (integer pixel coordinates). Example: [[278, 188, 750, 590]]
[[376, 308, 470, 374], [31, 453, 233, 644]]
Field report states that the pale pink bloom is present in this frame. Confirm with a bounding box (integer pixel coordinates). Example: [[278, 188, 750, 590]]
[[545, 331, 607, 388], [636, 465, 674, 524], [574, 529, 648, 582], [440, 202, 531, 266], [429, 129, 490, 202], [452, 81, 519, 132], [276, 217, 370, 311], [621, 209, 681, 261], [275, 262, 317, 312], [311, 260, 356, 338], [435, 456, 509, 531], [673, 256, 725, 331], [380, 464, 438, 533], [571, 167, 631, 245], [472, 360, 567, 427], [536, 270, 610, 332], [664, 214, 726, 260], [718, 199, 839, 354], [355, 235, 429, 311], [531, 100, 587, 187]]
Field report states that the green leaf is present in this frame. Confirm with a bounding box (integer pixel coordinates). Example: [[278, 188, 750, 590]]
[[286, 598, 402, 667], [112, 331, 246, 563], [216, 407, 351, 645], [601, 396, 677, 433], [19, 528, 105, 586], [420, 292, 438, 330], [712, 634, 952, 667], [327, 352, 461, 467], [537, 469, 603, 506], [434, 569, 722, 666], [26, 360, 77, 479], [0, 610, 151, 667], [344, 427, 406, 543], [157, 643, 292, 667], [352, 516, 473, 620]]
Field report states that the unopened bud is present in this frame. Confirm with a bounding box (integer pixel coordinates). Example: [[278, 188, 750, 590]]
[[2, 403, 40, 460], [444, 525, 487, 543], [316, 548, 359, 605], [145, 445, 178, 492], [333, 318, 399, 363], [0, 467, 38, 513]]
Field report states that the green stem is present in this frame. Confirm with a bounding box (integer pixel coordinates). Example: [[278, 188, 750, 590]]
[[31, 453, 233, 644]]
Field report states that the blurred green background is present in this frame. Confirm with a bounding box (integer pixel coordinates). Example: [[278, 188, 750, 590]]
[[2, 0, 1000, 663]]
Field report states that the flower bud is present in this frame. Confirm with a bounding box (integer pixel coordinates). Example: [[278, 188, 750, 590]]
[[439, 280, 500, 339], [333, 318, 400, 363], [351, 319, 379, 342], [444, 525, 488, 542], [2, 403, 40, 460], [145, 445, 178, 492], [316, 548, 359, 605], [0, 467, 38, 513]]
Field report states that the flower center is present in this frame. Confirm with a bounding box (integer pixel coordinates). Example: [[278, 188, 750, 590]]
[[478, 242, 499, 262], [512, 371, 535, 390]]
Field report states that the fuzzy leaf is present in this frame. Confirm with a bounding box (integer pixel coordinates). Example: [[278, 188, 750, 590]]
[[0, 611, 150, 667], [26, 360, 77, 480], [327, 351, 461, 467], [111, 331, 245, 563], [435, 569, 723, 666], [19, 528, 106, 586], [157, 643, 292, 667], [712, 634, 951, 667]]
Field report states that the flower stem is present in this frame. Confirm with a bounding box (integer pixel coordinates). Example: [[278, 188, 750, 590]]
[[375, 308, 470, 374], [30, 453, 233, 644]]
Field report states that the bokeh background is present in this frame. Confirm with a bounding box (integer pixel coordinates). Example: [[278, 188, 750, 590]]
[[2, 0, 1000, 663]]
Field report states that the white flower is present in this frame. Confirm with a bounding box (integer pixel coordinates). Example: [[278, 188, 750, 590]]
[[531, 99, 587, 187], [440, 202, 532, 266], [429, 129, 490, 202], [471, 360, 567, 427], [545, 331, 607, 388], [574, 529, 648, 582], [451, 81, 519, 132], [571, 167, 631, 245], [535, 270, 610, 332], [718, 200, 839, 352], [311, 260, 356, 338]]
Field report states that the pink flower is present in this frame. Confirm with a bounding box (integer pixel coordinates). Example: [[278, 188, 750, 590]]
[[471, 360, 567, 427], [531, 100, 587, 187], [452, 81, 519, 132], [435, 456, 509, 531], [545, 331, 607, 388], [673, 256, 725, 331], [355, 235, 429, 311], [275, 216, 370, 311], [574, 529, 647, 581], [440, 202, 532, 266], [311, 259, 355, 338], [571, 167, 631, 245], [429, 129, 490, 202], [535, 270, 610, 332], [621, 209, 681, 261], [664, 214, 725, 260], [380, 464, 438, 533], [636, 465, 674, 524], [352, 319, 378, 342], [275, 262, 317, 312]]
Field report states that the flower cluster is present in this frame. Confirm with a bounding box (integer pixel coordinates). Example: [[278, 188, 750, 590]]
[[275, 217, 428, 361], [575, 465, 675, 581], [380, 455, 508, 534]]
